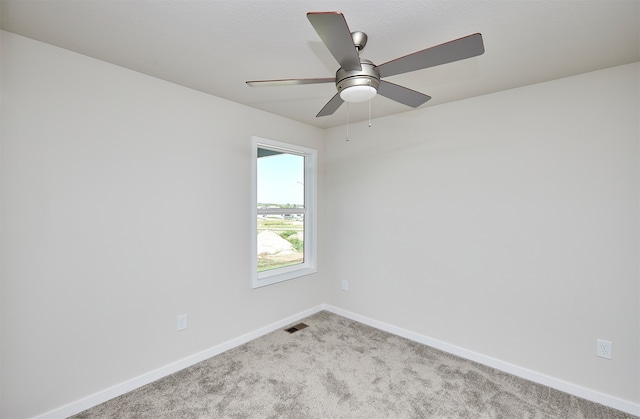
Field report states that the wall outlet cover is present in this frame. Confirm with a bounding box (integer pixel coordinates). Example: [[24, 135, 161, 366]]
[[596, 339, 612, 359], [177, 314, 188, 332]]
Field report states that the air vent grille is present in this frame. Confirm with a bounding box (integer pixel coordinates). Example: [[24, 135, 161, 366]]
[[285, 323, 309, 334]]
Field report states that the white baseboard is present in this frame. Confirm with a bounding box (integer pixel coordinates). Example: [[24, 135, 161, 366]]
[[37, 303, 639, 418], [323, 304, 640, 417], [37, 305, 325, 419]]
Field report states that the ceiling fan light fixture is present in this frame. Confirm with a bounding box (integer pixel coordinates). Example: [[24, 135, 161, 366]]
[[340, 85, 377, 102]]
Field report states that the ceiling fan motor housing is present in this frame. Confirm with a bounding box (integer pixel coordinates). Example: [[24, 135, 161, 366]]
[[336, 59, 381, 93]]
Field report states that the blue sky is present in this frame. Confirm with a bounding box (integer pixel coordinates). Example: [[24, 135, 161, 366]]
[[257, 153, 304, 206]]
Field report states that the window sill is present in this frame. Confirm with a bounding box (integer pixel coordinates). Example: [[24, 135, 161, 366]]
[[253, 264, 317, 288]]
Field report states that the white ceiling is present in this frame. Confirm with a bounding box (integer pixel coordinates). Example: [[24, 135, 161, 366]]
[[1, 0, 639, 129]]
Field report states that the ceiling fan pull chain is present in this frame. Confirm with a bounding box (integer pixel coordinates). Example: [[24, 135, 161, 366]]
[[346, 102, 350, 141], [368, 79, 372, 128]]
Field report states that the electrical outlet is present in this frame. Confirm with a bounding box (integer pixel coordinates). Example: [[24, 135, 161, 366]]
[[341, 280, 349, 291], [596, 339, 612, 359], [177, 314, 187, 332]]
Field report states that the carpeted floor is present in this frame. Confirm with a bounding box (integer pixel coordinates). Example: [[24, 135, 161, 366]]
[[72, 311, 636, 418]]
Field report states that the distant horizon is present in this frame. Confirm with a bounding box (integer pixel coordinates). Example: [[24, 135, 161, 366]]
[[258, 203, 303, 208]]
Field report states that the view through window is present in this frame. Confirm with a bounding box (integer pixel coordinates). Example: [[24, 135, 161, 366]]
[[252, 138, 316, 288], [257, 148, 305, 271]]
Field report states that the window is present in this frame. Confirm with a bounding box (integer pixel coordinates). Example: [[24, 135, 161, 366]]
[[251, 137, 317, 288]]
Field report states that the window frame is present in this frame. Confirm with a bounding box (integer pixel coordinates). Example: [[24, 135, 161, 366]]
[[251, 136, 317, 288]]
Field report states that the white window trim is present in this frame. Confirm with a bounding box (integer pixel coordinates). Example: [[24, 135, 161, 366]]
[[251, 136, 317, 288]]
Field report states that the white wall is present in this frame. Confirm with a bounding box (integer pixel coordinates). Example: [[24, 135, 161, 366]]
[[2, 28, 638, 418], [0, 31, 326, 418], [324, 63, 639, 404]]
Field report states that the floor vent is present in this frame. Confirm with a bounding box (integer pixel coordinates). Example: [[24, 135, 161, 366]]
[[285, 323, 309, 334]]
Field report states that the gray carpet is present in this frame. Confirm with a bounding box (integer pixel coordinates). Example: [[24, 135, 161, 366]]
[[71, 311, 636, 418]]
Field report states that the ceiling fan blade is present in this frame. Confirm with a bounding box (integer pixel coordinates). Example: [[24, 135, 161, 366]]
[[377, 80, 431, 108], [246, 78, 334, 87], [307, 12, 362, 71], [316, 92, 344, 117], [377, 33, 484, 78]]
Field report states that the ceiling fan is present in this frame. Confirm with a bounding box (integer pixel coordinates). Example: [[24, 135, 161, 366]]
[[246, 12, 485, 117]]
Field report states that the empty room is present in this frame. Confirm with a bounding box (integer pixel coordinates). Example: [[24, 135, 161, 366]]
[[1, 1, 638, 418]]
